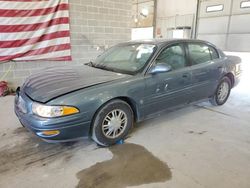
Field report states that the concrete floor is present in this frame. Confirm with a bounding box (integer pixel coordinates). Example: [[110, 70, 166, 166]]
[[0, 52, 250, 188]]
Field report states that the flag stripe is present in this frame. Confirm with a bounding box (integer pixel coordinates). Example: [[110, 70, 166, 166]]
[[26, 56, 72, 61], [14, 50, 71, 61], [50, 56, 72, 61], [0, 37, 70, 55], [0, 17, 69, 33], [0, 24, 69, 41], [4, 0, 47, 2], [0, 0, 68, 10], [14, 51, 71, 61], [0, 3, 68, 17], [0, 31, 70, 48], [0, 44, 70, 61], [0, 10, 69, 25], [0, 0, 71, 61]]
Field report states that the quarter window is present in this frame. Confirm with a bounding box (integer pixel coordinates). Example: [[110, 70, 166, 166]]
[[188, 44, 218, 65], [156, 44, 187, 71]]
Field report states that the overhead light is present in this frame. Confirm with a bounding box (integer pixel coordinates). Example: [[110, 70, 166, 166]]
[[141, 8, 149, 17], [134, 17, 138, 23]]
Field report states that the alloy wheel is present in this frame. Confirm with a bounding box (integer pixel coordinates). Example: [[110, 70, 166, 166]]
[[101, 109, 128, 139]]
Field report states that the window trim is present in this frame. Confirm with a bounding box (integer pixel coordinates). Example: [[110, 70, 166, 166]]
[[241, 1, 250, 9], [206, 4, 224, 13], [208, 46, 220, 60]]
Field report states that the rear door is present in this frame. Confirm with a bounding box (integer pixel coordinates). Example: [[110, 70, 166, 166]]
[[143, 43, 193, 117], [186, 42, 224, 101]]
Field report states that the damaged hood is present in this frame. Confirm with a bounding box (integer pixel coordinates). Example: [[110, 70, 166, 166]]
[[23, 65, 128, 103]]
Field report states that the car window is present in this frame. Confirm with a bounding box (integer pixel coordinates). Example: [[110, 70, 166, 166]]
[[188, 43, 219, 65], [188, 44, 211, 65], [94, 44, 156, 75], [155, 44, 187, 71], [209, 46, 219, 59], [104, 47, 133, 62]]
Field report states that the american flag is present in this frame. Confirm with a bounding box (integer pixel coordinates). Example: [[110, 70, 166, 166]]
[[0, 0, 72, 62]]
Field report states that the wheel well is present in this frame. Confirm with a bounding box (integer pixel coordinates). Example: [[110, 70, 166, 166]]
[[89, 97, 138, 136], [115, 97, 138, 122], [224, 73, 235, 87]]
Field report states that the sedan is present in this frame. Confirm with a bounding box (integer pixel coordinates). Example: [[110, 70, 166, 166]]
[[15, 39, 242, 146]]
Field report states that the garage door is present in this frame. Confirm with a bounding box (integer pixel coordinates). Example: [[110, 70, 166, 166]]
[[197, 0, 250, 52]]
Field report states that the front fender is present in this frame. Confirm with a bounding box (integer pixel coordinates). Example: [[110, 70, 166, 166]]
[[47, 76, 146, 122]]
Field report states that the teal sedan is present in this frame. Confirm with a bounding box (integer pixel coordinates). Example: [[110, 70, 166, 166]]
[[15, 39, 242, 146]]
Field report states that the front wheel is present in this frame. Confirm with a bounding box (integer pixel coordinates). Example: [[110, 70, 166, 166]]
[[210, 77, 231, 106], [91, 99, 133, 146]]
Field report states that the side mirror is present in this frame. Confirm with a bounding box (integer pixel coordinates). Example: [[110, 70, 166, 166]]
[[149, 63, 172, 74]]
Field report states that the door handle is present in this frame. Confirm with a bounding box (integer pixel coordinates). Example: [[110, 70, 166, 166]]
[[217, 66, 223, 72], [195, 71, 207, 76], [182, 74, 189, 78]]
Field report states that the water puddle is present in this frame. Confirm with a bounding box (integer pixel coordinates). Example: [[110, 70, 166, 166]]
[[0, 127, 91, 174], [76, 143, 172, 188]]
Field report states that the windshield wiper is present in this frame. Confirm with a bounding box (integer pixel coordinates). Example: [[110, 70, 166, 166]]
[[94, 64, 116, 72], [85, 61, 116, 72], [85, 61, 95, 67]]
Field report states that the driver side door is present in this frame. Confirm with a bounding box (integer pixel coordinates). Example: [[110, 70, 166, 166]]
[[143, 43, 193, 118]]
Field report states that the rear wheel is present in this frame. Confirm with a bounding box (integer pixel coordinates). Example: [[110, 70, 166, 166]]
[[210, 77, 231, 106], [91, 99, 133, 146]]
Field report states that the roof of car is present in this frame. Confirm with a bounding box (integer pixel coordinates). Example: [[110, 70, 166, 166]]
[[121, 38, 213, 47]]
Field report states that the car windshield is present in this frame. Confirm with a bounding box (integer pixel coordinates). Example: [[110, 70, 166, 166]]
[[91, 43, 156, 75]]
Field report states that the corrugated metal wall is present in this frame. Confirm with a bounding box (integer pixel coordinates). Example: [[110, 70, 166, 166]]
[[197, 0, 250, 52]]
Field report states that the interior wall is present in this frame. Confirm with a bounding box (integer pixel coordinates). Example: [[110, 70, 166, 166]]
[[156, 0, 197, 38], [157, 0, 197, 17], [0, 0, 132, 88], [132, 0, 155, 28]]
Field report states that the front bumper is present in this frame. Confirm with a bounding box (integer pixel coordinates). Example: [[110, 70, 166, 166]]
[[14, 92, 91, 142]]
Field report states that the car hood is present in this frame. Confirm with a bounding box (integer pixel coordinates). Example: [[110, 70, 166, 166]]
[[23, 65, 129, 103]]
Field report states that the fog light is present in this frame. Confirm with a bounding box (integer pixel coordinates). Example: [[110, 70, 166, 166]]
[[41, 130, 60, 136]]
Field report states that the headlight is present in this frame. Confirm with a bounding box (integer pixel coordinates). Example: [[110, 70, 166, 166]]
[[235, 64, 241, 74], [32, 103, 79, 118]]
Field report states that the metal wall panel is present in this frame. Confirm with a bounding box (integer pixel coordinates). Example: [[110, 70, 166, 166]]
[[198, 16, 229, 34], [197, 0, 250, 52], [229, 14, 250, 33], [199, 0, 231, 18], [198, 34, 227, 49], [232, 0, 250, 14], [227, 34, 250, 51], [157, 14, 194, 38]]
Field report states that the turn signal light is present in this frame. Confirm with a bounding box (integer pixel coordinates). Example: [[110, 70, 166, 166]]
[[41, 130, 60, 136], [62, 106, 79, 116]]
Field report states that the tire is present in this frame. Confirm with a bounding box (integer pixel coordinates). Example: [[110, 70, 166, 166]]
[[91, 99, 133, 146], [210, 77, 231, 106]]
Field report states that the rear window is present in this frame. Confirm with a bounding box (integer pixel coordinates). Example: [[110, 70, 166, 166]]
[[188, 43, 219, 65]]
